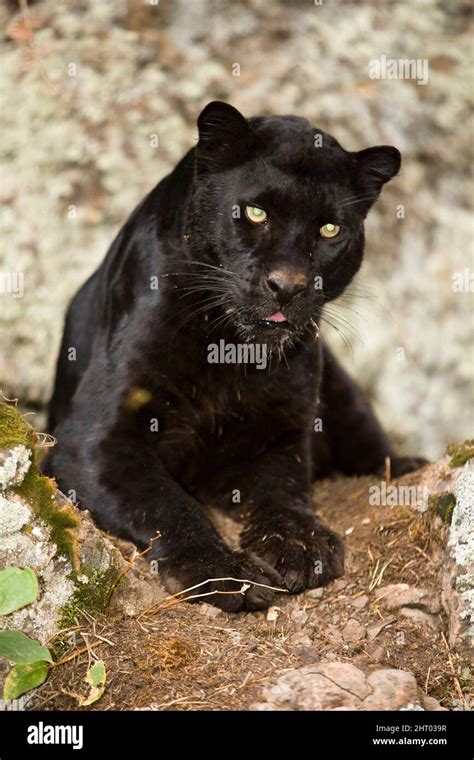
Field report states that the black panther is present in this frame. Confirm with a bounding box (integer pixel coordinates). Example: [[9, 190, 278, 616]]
[[45, 102, 426, 611]]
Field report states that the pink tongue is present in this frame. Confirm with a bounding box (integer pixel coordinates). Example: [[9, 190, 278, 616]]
[[265, 311, 287, 323]]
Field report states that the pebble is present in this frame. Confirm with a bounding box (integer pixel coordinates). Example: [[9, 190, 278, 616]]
[[350, 594, 369, 609], [306, 587, 324, 600], [198, 603, 222, 618], [291, 608, 309, 626], [290, 633, 312, 648], [399, 607, 441, 630], [342, 619, 367, 642], [266, 606, 280, 622]]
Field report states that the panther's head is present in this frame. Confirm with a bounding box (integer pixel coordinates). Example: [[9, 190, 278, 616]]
[[183, 101, 400, 348]]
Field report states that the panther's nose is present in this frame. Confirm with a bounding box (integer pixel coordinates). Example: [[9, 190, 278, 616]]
[[266, 269, 309, 306]]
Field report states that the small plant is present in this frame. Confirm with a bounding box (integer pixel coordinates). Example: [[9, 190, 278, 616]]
[[0, 567, 53, 701]]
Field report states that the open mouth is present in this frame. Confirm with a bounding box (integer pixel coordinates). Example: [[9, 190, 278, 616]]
[[260, 311, 293, 330]]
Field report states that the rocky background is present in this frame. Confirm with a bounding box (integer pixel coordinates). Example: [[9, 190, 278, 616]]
[[0, 0, 472, 457]]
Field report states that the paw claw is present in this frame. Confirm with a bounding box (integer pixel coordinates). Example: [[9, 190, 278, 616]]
[[242, 513, 345, 595]]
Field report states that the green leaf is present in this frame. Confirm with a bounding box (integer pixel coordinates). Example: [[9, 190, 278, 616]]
[[0, 567, 38, 615], [79, 660, 106, 706], [0, 630, 52, 663], [3, 661, 49, 700]]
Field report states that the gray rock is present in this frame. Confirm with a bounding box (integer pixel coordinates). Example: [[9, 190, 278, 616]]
[[398, 607, 441, 630], [0, 445, 31, 490], [290, 608, 309, 626], [305, 588, 324, 600], [367, 616, 397, 642], [442, 465, 474, 658], [342, 619, 366, 642], [290, 633, 312, 648], [250, 662, 446, 711], [350, 594, 369, 609], [374, 583, 441, 614]]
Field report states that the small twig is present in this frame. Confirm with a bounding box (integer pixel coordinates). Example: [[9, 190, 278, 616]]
[[151, 583, 251, 613], [413, 545, 435, 565], [138, 576, 287, 619], [36, 432, 56, 449], [369, 558, 393, 591], [424, 664, 431, 694], [51, 640, 103, 668], [440, 631, 466, 706], [93, 633, 115, 646], [106, 537, 158, 611], [0, 390, 19, 405]]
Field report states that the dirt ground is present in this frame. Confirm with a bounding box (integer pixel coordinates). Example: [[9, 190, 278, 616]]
[[32, 468, 472, 711]]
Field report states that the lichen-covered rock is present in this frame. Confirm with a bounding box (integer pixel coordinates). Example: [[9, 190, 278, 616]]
[[442, 464, 474, 660], [250, 662, 446, 711], [0, 492, 32, 536], [0, 444, 31, 489], [0, 403, 160, 656]]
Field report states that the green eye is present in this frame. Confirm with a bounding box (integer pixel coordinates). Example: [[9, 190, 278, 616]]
[[320, 223, 341, 239], [245, 206, 267, 224]]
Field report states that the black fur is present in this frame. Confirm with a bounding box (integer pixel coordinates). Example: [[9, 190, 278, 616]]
[[45, 102, 426, 611]]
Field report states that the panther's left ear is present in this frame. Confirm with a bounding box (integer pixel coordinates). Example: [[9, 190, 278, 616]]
[[355, 145, 401, 191], [196, 101, 252, 171]]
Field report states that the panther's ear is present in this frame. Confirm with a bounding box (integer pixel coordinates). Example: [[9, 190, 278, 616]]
[[355, 145, 401, 192], [196, 101, 251, 171]]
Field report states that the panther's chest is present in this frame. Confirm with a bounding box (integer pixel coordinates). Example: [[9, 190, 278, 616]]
[[155, 371, 311, 475]]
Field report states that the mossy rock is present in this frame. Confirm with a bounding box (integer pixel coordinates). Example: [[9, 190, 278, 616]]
[[0, 402, 80, 569], [0, 402, 137, 647], [447, 440, 474, 468], [58, 566, 122, 630], [0, 403, 38, 451], [455, 574, 474, 595], [428, 492, 456, 524]]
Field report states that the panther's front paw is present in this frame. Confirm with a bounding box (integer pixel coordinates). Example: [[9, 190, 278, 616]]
[[389, 456, 429, 477], [159, 545, 284, 612], [241, 512, 344, 594]]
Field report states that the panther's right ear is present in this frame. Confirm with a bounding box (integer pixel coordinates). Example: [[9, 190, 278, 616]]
[[196, 101, 252, 171]]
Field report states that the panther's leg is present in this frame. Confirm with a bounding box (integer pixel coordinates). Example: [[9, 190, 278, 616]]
[[240, 430, 345, 594]]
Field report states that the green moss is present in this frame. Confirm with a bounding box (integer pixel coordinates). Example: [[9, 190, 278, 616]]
[[15, 470, 80, 570], [52, 565, 122, 659], [428, 492, 456, 524], [447, 439, 474, 468], [0, 402, 38, 450], [58, 565, 121, 630], [0, 401, 80, 569]]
